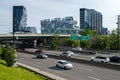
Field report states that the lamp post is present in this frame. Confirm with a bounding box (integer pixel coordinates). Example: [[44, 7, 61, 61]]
[[13, 24, 15, 50], [117, 15, 120, 50]]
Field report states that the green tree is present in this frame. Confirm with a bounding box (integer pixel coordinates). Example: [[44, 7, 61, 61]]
[[51, 34, 61, 49], [80, 40, 90, 49], [63, 38, 79, 47], [80, 29, 97, 49], [91, 35, 110, 50], [109, 29, 120, 50]]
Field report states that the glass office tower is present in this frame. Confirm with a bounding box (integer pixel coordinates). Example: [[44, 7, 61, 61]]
[[13, 6, 27, 32], [80, 8, 102, 34]]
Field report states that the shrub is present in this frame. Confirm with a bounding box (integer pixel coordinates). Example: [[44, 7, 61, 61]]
[[0, 47, 2, 57], [1, 47, 16, 67]]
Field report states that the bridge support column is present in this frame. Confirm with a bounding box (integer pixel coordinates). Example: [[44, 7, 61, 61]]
[[33, 40, 37, 48]]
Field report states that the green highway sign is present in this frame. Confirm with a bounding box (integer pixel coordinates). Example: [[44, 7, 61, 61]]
[[80, 35, 90, 41], [71, 34, 79, 41]]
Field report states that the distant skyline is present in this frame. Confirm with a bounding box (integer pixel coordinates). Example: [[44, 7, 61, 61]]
[[0, 0, 120, 33]]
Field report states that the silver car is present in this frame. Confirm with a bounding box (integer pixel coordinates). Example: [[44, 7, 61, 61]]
[[91, 56, 110, 63], [56, 60, 73, 69], [59, 51, 74, 57]]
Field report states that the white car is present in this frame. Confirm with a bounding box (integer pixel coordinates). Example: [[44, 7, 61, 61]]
[[72, 47, 82, 51], [59, 51, 74, 57], [56, 60, 73, 69], [91, 56, 110, 63]]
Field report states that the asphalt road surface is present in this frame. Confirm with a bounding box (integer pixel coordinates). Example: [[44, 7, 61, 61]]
[[17, 52, 120, 80]]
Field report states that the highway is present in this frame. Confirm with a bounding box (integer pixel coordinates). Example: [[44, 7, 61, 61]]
[[17, 52, 120, 80]]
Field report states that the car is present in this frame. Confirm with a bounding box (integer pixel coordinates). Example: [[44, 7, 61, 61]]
[[35, 49, 44, 54], [72, 47, 82, 51], [59, 51, 74, 57], [56, 60, 73, 69], [36, 54, 48, 59], [91, 56, 110, 62], [110, 56, 120, 62]]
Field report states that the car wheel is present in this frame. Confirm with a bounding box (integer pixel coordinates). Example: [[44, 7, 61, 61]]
[[56, 64, 59, 67], [91, 59, 93, 61], [64, 66, 67, 69]]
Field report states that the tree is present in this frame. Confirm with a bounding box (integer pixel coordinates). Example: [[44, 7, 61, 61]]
[[109, 29, 120, 50], [51, 34, 61, 49], [80, 29, 97, 49], [63, 38, 79, 47], [80, 40, 90, 49]]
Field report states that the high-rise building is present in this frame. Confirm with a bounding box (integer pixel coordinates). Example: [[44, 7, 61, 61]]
[[13, 6, 27, 32], [24, 27, 37, 33], [41, 19, 51, 34], [80, 8, 102, 34], [41, 16, 77, 34], [101, 27, 109, 35]]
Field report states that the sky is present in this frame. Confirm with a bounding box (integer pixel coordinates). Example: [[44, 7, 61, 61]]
[[0, 0, 120, 33]]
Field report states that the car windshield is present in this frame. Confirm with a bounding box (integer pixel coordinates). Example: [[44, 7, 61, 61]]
[[63, 61, 69, 64], [62, 52, 68, 54], [96, 56, 106, 59]]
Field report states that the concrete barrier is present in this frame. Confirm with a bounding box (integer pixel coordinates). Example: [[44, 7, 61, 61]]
[[16, 62, 67, 80]]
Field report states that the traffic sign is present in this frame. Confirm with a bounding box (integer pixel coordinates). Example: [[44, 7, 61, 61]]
[[70, 34, 79, 41], [80, 35, 90, 40]]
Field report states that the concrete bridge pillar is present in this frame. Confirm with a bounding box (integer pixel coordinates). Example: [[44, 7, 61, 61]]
[[34, 40, 37, 48]]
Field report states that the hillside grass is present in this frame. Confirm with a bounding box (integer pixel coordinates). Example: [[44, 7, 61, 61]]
[[0, 59, 46, 80]]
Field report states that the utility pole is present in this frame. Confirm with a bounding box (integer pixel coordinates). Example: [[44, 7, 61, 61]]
[[117, 15, 120, 50]]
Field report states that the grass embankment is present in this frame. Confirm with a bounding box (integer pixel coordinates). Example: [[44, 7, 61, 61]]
[[0, 59, 46, 80]]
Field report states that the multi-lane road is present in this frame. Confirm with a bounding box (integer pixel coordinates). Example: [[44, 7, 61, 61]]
[[17, 52, 120, 80]]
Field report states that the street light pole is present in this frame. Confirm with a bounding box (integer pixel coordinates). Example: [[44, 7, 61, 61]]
[[117, 15, 120, 50], [13, 24, 15, 49]]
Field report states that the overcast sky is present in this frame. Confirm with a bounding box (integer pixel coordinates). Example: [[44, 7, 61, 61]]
[[0, 0, 120, 33]]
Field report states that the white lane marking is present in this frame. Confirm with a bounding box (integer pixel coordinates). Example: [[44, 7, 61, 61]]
[[88, 76, 101, 80], [79, 67, 92, 71]]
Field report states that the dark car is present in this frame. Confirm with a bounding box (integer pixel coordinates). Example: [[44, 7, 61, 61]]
[[36, 54, 48, 59], [110, 56, 120, 62]]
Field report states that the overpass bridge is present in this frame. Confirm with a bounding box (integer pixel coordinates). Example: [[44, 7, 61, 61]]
[[0, 33, 71, 48], [0, 33, 70, 40]]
